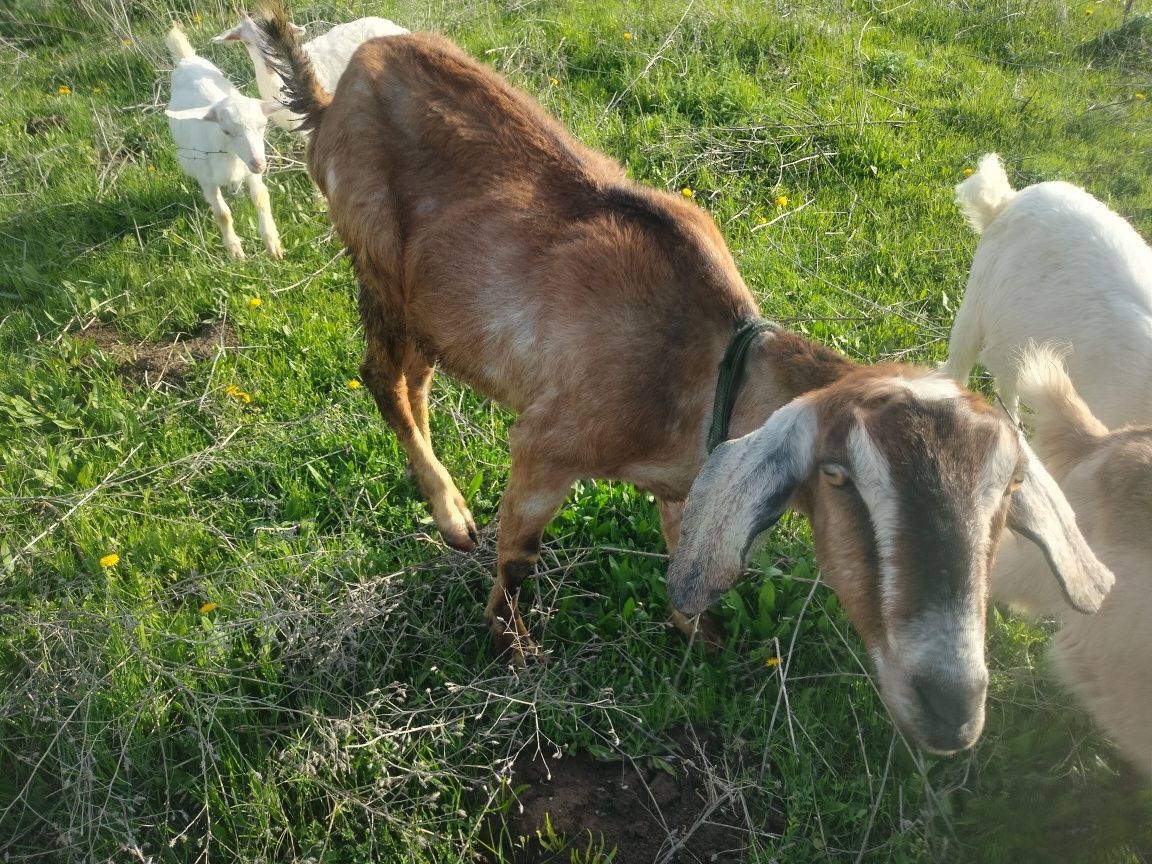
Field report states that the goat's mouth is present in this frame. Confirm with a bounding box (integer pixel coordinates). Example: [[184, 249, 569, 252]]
[[873, 653, 988, 755]]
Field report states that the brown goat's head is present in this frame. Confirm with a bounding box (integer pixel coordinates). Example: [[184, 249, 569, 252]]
[[667, 369, 1113, 754]]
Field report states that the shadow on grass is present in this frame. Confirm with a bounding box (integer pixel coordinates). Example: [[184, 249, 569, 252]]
[[0, 184, 209, 317], [1080, 15, 1152, 73]]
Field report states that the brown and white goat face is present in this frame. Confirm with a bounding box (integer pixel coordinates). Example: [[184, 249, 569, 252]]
[[667, 373, 1114, 754]]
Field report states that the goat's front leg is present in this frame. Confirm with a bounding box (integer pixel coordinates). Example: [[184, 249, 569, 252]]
[[245, 172, 283, 259], [487, 423, 575, 661], [658, 497, 725, 650], [360, 336, 478, 550], [199, 181, 244, 259]]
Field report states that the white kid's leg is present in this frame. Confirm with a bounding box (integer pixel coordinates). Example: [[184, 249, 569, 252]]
[[246, 173, 282, 260], [200, 181, 244, 259]]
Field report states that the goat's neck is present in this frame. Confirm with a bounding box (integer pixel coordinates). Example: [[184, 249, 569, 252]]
[[726, 329, 856, 440], [245, 42, 286, 103]]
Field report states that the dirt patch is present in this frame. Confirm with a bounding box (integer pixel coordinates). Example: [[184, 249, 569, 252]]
[[25, 113, 69, 136], [484, 735, 748, 863], [71, 320, 237, 389]]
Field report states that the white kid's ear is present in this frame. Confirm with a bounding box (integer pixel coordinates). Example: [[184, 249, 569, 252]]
[[1008, 440, 1114, 613], [667, 398, 817, 615], [259, 99, 284, 117], [166, 103, 218, 122], [291, 22, 306, 35]]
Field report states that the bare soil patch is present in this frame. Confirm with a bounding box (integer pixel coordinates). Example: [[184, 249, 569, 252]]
[[484, 734, 748, 863], [71, 320, 236, 388]]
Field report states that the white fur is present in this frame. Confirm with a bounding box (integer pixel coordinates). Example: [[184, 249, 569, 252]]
[[890, 373, 963, 402], [943, 153, 1152, 428], [215, 14, 409, 133], [993, 347, 1152, 777], [164, 26, 283, 259], [847, 421, 900, 615]]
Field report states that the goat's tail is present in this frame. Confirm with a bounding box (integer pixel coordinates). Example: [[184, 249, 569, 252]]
[[165, 25, 197, 62], [1016, 343, 1108, 478], [253, 1, 330, 133], [955, 153, 1017, 234]]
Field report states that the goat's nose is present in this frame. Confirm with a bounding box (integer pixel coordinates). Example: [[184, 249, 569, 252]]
[[250, 159, 266, 174], [912, 674, 986, 752]]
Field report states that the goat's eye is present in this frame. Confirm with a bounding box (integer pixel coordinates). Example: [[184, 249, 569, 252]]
[[1006, 473, 1026, 496], [821, 464, 852, 488]]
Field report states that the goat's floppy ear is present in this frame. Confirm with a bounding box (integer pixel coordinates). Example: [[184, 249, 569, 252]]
[[260, 99, 284, 117], [291, 22, 307, 35], [667, 398, 817, 615], [1008, 441, 1114, 613], [212, 26, 243, 42], [165, 104, 218, 122]]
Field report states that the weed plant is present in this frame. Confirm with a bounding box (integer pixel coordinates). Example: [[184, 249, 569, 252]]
[[1, 0, 1151, 861]]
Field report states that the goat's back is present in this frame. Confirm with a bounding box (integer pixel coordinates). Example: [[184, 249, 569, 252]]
[[961, 180, 1152, 427], [168, 58, 235, 109], [305, 17, 409, 91], [307, 33, 756, 445]]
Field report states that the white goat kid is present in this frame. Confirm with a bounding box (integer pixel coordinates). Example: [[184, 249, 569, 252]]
[[164, 26, 283, 259], [993, 345, 1152, 778], [942, 153, 1152, 428], [214, 12, 409, 133]]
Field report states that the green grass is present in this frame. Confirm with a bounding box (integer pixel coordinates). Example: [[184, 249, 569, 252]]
[[2, 0, 1152, 861]]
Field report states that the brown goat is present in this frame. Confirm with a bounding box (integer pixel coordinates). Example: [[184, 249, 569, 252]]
[[254, 2, 1111, 755], [992, 345, 1151, 776]]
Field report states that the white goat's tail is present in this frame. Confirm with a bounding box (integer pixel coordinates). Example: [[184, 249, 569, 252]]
[[955, 153, 1017, 234], [1016, 343, 1108, 477], [165, 25, 197, 62]]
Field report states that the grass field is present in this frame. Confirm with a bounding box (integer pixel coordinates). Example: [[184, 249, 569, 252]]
[[2, 0, 1151, 861]]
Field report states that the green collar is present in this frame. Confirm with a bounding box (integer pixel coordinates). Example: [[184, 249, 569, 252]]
[[707, 318, 780, 453]]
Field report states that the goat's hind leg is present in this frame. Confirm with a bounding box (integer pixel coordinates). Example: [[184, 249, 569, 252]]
[[401, 344, 433, 484], [360, 334, 478, 551]]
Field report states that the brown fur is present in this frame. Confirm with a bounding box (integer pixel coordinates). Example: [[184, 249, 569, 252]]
[[1004, 350, 1152, 774]]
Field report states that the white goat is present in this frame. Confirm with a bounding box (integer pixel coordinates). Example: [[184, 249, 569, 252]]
[[214, 12, 409, 133], [993, 345, 1151, 778], [942, 153, 1152, 428], [164, 26, 283, 259]]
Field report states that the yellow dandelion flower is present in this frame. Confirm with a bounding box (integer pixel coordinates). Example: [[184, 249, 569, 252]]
[[248, 296, 263, 307], [224, 385, 252, 403], [1135, 93, 1146, 101], [765, 656, 780, 668], [549, 77, 559, 87], [774, 194, 789, 208], [347, 379, 361, 389], [1085, 6, 1094, 14], [122, 37, 133, 47], [99, 553, 120, 568], [963, 167, 974, 176], [91, 86, 102, 95], [57, 85, 71, 96], [623, 32, 632, 40], [756, 216, 768, 225], [199, 601, 218, 614], [681, 187, 694, 198], [147, 165, 156, 173], [193, 14, 202, 24]]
